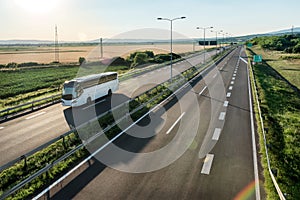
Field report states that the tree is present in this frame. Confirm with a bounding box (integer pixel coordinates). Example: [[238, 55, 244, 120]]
[[79, 57, 86, 65], [6, 62, 18, 68], [131, 52, 149, 67]]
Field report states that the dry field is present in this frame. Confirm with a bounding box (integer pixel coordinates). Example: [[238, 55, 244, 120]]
[[0, 43, 208, 64]]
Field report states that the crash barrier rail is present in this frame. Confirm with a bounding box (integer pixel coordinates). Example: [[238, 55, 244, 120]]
[[0, 94, 61, 122], [0, 47, 234, 200], [248, 54, 286, 200], [0, 48, 218, 122]]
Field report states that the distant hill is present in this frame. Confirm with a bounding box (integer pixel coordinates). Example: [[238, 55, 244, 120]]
[[1, 27, 299, 45], [268, 27, 300, 35]]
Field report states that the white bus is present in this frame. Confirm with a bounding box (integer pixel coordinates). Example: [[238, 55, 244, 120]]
[[61, 72, 119, 107]]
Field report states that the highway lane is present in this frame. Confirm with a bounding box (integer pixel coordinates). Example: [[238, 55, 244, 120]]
[[45, 47, 262, 199], [0, 50, 217, 166]]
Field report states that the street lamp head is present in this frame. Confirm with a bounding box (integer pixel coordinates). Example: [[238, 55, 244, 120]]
[[181, 16, 186, 19], [157, 17, 163, 20], [210, 26, 213, 29]]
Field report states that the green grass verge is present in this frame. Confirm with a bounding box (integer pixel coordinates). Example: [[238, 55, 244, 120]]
[[250, 46, 300, 89], [246, 48, 300, 200]]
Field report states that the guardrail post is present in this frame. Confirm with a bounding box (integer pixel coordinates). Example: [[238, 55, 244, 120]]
[[31, 102, 34, 111], [61, 136, 67, 150], [21, 155, 27, 171]]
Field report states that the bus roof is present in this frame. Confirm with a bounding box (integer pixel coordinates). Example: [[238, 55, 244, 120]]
[[65, 72, 117, 84]]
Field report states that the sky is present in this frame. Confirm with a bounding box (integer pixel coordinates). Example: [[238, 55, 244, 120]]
[[0, 0, 299, 41]]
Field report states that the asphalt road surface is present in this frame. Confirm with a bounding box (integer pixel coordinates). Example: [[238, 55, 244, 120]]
[[0, 50, 217, 166], [39, 47, 263, 200]]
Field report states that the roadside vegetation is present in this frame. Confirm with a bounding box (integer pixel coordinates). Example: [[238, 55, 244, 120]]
[[0, 50, 182, 110], [246, 35, 300, 199], [0, 64, 199, 200]]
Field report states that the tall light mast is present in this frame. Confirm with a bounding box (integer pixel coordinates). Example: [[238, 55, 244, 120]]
[[55, 25, 59, 63]]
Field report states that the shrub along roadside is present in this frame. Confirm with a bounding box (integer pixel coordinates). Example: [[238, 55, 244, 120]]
[[0, 64, 199, 200], [246, 48, 300, 200]]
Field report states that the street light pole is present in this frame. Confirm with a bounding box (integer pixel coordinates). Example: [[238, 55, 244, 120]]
[[196, 26, 213, 63], [211, 30, 219, 55], [157, 16, 186, 82]]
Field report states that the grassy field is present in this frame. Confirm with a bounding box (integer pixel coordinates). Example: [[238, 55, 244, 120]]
[[251, 46, 300, 88], [0, 43, 208, 64], [247, 48, 300, 200], [0, 64, 129, 109]]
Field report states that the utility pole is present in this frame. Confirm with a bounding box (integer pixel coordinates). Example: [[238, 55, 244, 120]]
[[292, 25, 294, 35], [100, 37, 103, 58], [55, 25, 59, 63]]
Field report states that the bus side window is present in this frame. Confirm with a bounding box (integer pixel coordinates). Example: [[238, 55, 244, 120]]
[[76, 85, 83, 97]]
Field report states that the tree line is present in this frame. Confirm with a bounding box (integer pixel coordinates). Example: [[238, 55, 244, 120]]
[[249, 34, 300, 53]]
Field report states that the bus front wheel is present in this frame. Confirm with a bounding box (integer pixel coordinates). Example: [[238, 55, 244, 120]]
[[108, 89, 112, 96]]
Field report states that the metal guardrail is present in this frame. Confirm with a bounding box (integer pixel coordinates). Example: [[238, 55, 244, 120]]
[[0, 63, 197, 200], [0, 50, 209, 122], [0, 47, 230, 173], [0, 94, 61, 122], [0, 47, 233, 199], [248, 55, 286, 200], [32, 47, 234, 200]]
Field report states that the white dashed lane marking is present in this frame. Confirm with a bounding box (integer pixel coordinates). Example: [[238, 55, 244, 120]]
[[199, 86, 207, 96], [25, 112, 46, 120], [166, 112, 185, 134], [201, 154, 215, 175], [219, 112, 226, 120], [212, 128, 221, 140], [223, 101, 229, 107]]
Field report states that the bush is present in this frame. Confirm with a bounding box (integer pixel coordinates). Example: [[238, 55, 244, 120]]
[[109, 57, 129, 66], [79, 57, 86, 65], [131, 52, 149, 67], [18, 62, 39, 68], [293, 43, 300, 53], [6, 62, 18, 68]]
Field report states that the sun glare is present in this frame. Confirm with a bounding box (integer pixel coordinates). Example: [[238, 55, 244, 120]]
[[14, 0, 59, 14]]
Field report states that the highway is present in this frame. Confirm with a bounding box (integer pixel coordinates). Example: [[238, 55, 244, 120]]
[[38, 47, 263, 199], [0, 50, 217, 166]]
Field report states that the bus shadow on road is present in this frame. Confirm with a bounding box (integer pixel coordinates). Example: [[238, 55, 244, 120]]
[[63, 93, 130, 129], [55, 93, 173, 199]]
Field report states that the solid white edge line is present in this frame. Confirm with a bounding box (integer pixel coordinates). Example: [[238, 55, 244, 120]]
[[218, 112, 226, 120], [247, 56, 261, 200], [166, 112, 185, 134], [199, 86, 207, 96], [201, 154, 214, 174], [25, 112, 46, 120], [212, 128, 221, 140], [223, 101, 229, 107]]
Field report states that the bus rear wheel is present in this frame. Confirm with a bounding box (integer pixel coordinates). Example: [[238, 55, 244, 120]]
[[87, 97, 92, 105]]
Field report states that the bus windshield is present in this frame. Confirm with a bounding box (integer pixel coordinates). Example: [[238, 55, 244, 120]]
[[62, 82, 80, 100]]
